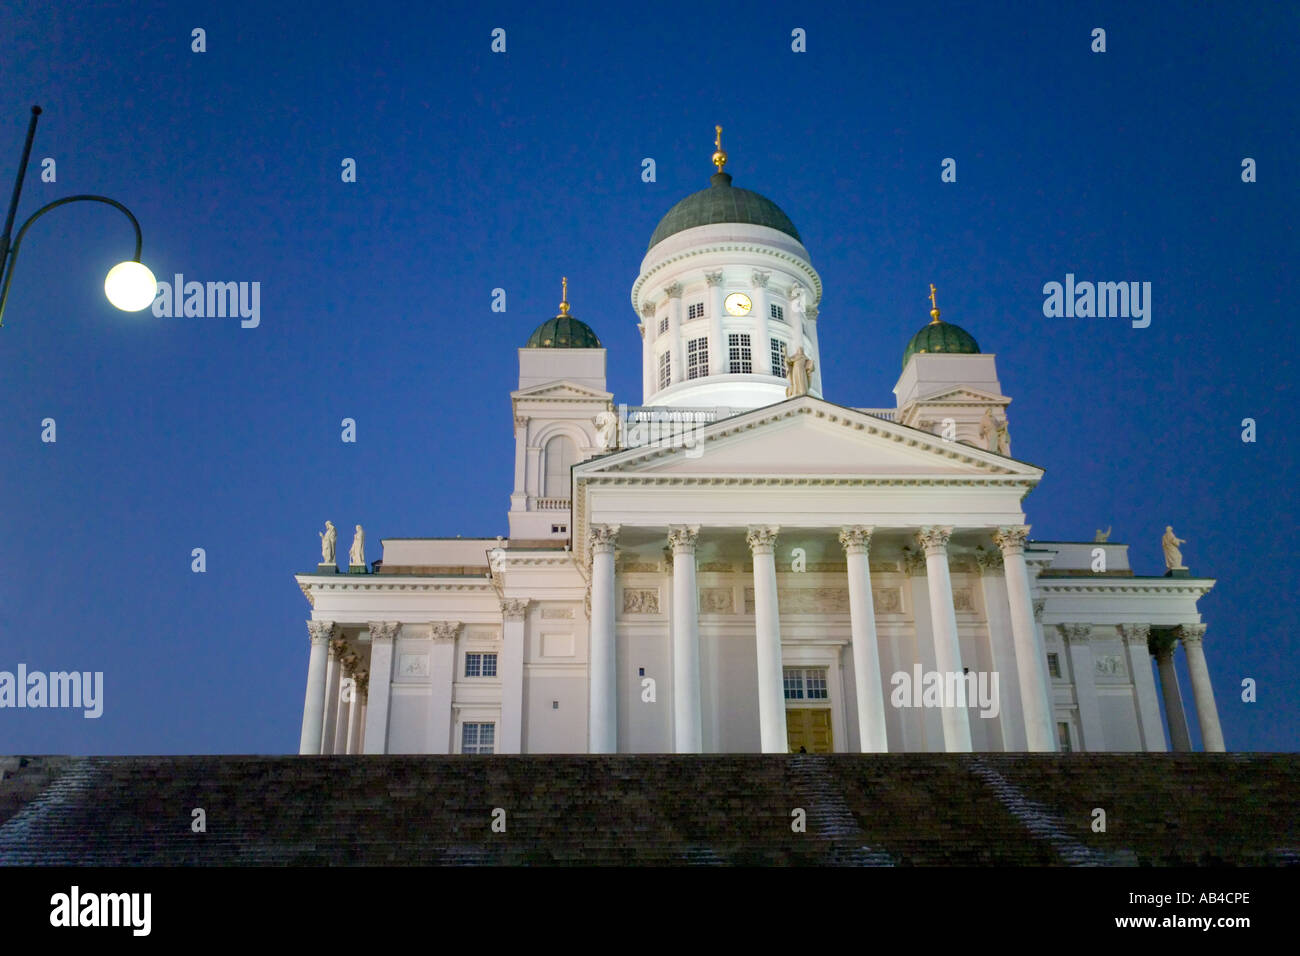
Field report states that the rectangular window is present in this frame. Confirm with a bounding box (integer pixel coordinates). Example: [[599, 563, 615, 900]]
[[728, 333, 752, 374], [462, 722, 496, 754], [1056, 721, 1072, 753], [770, 338, 787, 378], [1047, 653, 1061, 679], [658, 314, 669, 336], [687, 301, 705, 321], [687, 337, 708, 379], [658, 350, 671, 390], [770, 303, 784, 322], [465, 652, 498, 678], [783, 668, 829, 701]]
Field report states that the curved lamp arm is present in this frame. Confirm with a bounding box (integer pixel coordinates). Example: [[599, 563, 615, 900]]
[[0, 194, 145, 327]]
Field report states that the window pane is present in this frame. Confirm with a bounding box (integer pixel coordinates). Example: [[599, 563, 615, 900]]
[[687, 337, 708, 379], [806, 669, 828, 700], [728, 333, 752, 374], [483, 653, 497, 677], [770, 339, 787, 378]]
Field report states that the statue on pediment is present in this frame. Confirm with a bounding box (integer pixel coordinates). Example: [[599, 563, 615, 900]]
[[1162, 526, 1186, 570], [785, 349, 815, 397], [319, 521, 337, 564], [594, 410, 619, 451], [349, 525, 366, 568], [1094, 526, 1112, 543]]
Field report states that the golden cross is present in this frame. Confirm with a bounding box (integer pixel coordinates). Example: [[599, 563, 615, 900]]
[[715, 125, 723, 151], [929, 283, 938, 311]]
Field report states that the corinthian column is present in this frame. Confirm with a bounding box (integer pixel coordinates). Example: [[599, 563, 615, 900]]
[[320, 636, 348, 754], [748, 525, 787, 753], [588, 524, 620, 753], [840, 526, 888, 752], [335, 651, 358, 754], [669, 526, 703, 752], [994, 525, 1055, 751], [1059, 624, 1105, 751], [917, 526, 971, 752], [1118, 624, 1165, 751], [1153, 633, 1192, 752], [363, 622, 399, 754], [429, 621, 460, 754], [1178, 624, 1225, 752], [499, 598, 531, 754], [299, 621, 336, 754]]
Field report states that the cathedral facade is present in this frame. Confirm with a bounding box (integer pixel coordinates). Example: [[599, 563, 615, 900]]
[[294, 136, 1223, 756]]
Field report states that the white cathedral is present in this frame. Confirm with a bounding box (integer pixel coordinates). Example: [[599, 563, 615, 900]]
[[294, 132, 1224, 757]]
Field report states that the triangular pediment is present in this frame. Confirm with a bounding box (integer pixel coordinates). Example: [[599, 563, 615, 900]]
[[579, 397, 1041, 480], [511, 380, 612, 403], [908, 386, 1008, 406]]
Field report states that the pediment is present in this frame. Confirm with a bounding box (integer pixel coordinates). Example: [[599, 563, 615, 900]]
[[909, 386, 1008, 406], [578, 398, 1041, 480], [511, 380, 612, 403]]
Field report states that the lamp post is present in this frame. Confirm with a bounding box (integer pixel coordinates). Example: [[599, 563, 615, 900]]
[[0, 105, 156, 328]]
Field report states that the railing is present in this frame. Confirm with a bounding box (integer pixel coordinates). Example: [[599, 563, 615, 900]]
[[534, 497, 571, 510], [619, 405, 739, 450], [854, 407, 897, 422]]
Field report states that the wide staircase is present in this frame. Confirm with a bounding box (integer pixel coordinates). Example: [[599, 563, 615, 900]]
[[0, 754, 1295, 866]]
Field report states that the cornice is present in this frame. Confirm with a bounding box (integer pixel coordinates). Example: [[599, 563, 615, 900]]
[[1036, 580, 1215, 597], [632, 241, 823, 313]]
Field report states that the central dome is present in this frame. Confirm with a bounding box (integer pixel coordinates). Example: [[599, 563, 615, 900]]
[[647, 172, 802, 251]]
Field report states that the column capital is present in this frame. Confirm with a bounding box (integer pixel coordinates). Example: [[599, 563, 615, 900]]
[[916, 525, 953, 556], [704, 270, 724, 287], [353, 671, 369, 701], [639, 302, 656, 319], [340, 652, 361, 676], [746, 525, 780, 554], [367, 621, 400, 643], [664, 282, 683, 299], [589, 524, 620, 554], [993, 525, 1031, 555], [430, 621, 462, 642], [1057, 623, 1093, 645], [1176, 623, 1208, 647], [838, 525, 873, 555], [901, 547, 927, 576], [974, 546, 1004, 572], [306, 620, 338, 644], [1117, 623, 1151, 648], [750, 269, 771, 289], [501, 598, 531, 621], [667, 525, 700, 554], [1032, 599, 1046, 622], [328, 637, 349, 660]]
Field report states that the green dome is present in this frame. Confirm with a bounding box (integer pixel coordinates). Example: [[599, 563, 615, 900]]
[[648, 172, 801, 251], [525, 314, 602, 349], [902, 320, 980, 368]]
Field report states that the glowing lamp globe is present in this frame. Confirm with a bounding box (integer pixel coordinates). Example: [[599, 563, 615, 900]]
[[104, 260, 157, 312]]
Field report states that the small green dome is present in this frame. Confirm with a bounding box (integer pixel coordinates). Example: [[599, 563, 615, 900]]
[[648, 172, 801, 251], [902, 320, 980, 368], [525, 314, 602, 349]]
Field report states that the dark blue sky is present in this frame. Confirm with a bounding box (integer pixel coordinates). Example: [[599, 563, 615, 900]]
[[0, 1, 1294, 753]]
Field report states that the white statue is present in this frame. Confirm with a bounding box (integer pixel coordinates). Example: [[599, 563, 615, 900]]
[[995, 416, 1011, 456], [319, 521, 337, 564], [1162, 526, 1186, 570], [489, 547, 506, 575], [788, 284, 806, 316], [349, 524, 366, 568], [1094, 526, 1112, 543], [785, 349, 815, 397], [594, 411, 619, 451], [979, 408, 996, 452]]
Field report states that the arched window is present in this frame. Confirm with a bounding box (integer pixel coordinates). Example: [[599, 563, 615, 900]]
[[543, 436, 576, 498]]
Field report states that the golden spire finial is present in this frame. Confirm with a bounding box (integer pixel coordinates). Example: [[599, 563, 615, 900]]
[[928, 283, 942, 324], [712, 125, 727, 174], [558, 276, 570, 316]]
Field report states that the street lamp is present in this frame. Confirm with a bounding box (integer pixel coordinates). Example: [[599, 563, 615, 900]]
[[0, 106, 156, 328]]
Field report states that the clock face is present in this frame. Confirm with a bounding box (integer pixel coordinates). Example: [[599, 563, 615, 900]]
[[724, 292, 753, 316]]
